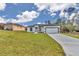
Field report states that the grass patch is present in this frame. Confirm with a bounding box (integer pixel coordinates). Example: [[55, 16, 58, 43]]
[[63, 33, 79, 39], [0, 30, 65, 56]]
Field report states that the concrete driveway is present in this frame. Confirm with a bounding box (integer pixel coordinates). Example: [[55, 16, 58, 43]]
[[48, 34, 79, 56]]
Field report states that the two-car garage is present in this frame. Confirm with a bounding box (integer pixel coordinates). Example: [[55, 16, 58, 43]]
[[44, 26, 60, 34]]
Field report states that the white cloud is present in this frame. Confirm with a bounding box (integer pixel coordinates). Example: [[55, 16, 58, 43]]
[[49, 4, 76, 18], [2, 15, 6, 17], [0, 17, 13, 23], [37, 22, 41, 24], [60, 11, 69, 19], [0, 3, 6, 10], [0, 17, 6, 23], [34, 3, 49, 11], [34, 3, 76, 17], [65, 12, 69, 18], [49, 3, 76, 12], [35, 3, 76, 11], [59, 10, 65, 17], [50, 12, 56, 16], [69, 13, 76, 20], [12, 11, 39, 23], [0, 3, 77, 24], [60, 11, 70, 21], [0, 11, 39, 23]]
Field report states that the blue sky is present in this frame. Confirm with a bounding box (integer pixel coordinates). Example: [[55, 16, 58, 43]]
[[0, 3, 79, 26]]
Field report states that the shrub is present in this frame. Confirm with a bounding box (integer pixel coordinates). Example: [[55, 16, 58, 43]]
[[61, 24, 75, 33]]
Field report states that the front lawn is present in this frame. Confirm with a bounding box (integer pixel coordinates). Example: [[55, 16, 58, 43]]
[[0, 30, 65, 56]]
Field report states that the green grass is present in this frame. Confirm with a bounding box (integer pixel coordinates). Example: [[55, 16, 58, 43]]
[[63, 33, 79, 39], [0, 30, 65, 56]]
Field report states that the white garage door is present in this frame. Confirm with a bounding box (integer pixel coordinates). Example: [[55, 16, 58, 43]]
[[45, 27, 59, 34]]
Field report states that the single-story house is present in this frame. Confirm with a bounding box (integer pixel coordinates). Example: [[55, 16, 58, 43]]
[[27, 24, 60, 34], [4, 23, 26, 31]]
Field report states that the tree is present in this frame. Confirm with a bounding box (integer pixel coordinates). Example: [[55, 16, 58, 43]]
[[47, 20, 51, 24], [60, 23, 75, 33], [55, 18, 62, 25], [66, 23, 75, 32]]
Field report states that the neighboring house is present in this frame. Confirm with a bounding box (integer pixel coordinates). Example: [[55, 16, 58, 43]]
[[4, 23, 26, 31], [27, 24, 60, 34]]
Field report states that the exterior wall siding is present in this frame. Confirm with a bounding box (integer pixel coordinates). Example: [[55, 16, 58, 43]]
[[27, 27, 34, 32], [40, 27, 43, 32], [12, 25, 25, 31], [27, 27, 31, 32], [32, 27, 35, 32]]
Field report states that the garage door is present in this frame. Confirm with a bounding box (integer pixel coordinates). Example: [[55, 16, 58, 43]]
[[45, 27, 59, 34]]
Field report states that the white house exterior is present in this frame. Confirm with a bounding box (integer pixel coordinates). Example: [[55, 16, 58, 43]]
[[27, 24, 60, 34]]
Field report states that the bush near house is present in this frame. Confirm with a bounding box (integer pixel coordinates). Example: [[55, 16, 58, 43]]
[[0, 30, 65, 56], [60, 24, 75, 33], [75, 26, 79, 32], [60, 25, 69, 33]]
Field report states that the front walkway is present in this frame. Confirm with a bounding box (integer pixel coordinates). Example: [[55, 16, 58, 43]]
[[48, 34, 79, 56]]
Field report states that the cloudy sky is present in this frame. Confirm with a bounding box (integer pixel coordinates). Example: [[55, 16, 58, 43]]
[[0, 3, 79, 26]]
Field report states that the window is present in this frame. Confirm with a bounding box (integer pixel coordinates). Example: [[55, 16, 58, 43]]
[[35, 27, 38, 29], [30, 27, 32, 31]]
